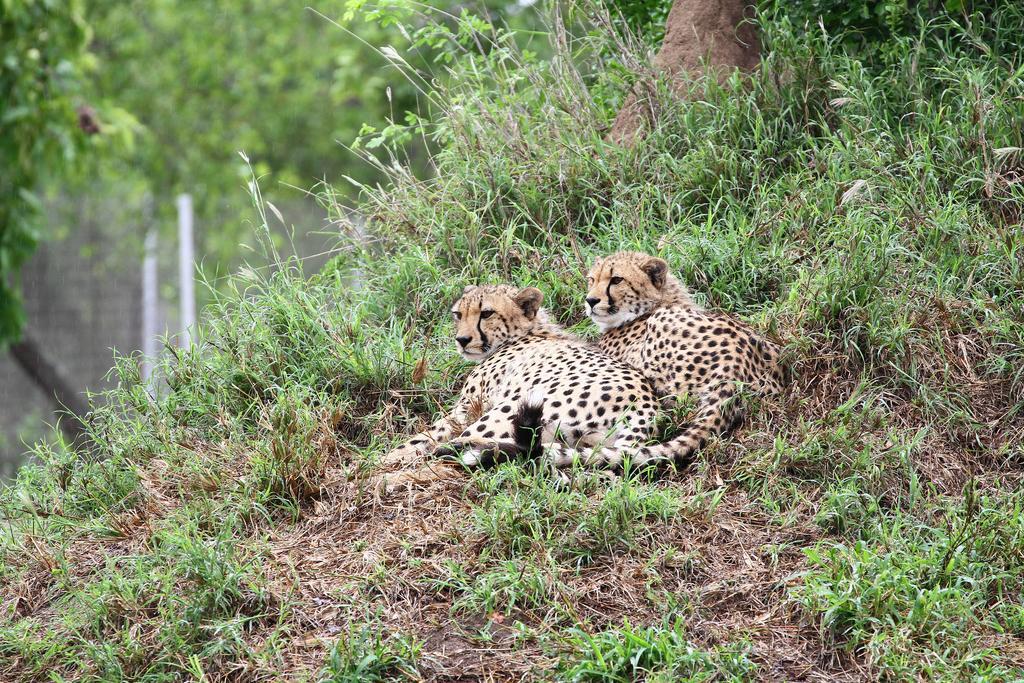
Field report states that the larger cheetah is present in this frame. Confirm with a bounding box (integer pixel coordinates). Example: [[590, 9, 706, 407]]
[[584, 251, 784, 463], [384, 284, 723, 471]]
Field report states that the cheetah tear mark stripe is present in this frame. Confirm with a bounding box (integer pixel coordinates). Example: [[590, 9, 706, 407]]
[[605, 267, 616, 313], [476, 301, 489, 353]]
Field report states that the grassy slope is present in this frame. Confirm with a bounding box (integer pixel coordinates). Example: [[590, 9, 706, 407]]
[[3, 3, 1024, 681]]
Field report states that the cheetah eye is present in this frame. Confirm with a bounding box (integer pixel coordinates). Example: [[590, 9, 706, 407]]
[[610, 276, 624, 285], [452, 311, 461, 320], [480, 310, 495, 319]]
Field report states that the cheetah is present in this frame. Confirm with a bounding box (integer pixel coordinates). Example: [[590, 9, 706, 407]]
[[384, 284, 717, 472], [584, 251, 784, 463]]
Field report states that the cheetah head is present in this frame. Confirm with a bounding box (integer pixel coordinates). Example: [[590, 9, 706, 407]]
[[585, 251, 692, 331], [451, 284, 544, 361]]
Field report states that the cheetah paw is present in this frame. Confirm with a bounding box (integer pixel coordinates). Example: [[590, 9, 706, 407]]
[[381, 442, 428, 467]]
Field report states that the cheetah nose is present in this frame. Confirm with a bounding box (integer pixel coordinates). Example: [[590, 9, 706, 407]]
[[586, 297, 600, 309], [456, 336, 472, 348]]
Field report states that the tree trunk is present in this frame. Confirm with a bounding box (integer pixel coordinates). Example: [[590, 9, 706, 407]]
[[608, 0, 760, 144], [9, 332, 89, 444]]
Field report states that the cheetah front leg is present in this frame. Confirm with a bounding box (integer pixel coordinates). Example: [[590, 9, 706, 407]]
[[432, 408, 526, 468], [432, 393, 555, 468], [382, 393, 482, 466]]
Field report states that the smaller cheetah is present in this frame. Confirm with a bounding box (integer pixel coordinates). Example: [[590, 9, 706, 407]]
[[584, 251, 783, 461], [384, 284, 719, 471]]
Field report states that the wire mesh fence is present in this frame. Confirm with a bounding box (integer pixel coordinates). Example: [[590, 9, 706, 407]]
[[0, 216, 159, 477], [0, 194, 334, 479]]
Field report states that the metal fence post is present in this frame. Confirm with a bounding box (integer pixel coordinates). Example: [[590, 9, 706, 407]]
[[141, 226, 159, 385], [177, 193, 196, 346]]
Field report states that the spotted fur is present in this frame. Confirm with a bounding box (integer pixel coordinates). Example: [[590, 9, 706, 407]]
[[385, 284, 712, 472], [585, 251, 784, 463]]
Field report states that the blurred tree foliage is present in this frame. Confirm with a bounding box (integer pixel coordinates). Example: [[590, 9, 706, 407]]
[[758, 0, 1022, 61], [0, 0, 94, 345], [615, 0, 1022, 60], [78, 0, 431, 278], [613, 0, 672, 44], [7, 0, 1013, 329], [4, 0, 547, 346], [70, 0, 539, 282]]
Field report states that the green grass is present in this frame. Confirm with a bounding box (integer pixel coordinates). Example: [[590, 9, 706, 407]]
[[795, 486, 1024, 680], [2, 1, 1024, 679], [319, 618, 421, 683], [553, 618, 756, 682]]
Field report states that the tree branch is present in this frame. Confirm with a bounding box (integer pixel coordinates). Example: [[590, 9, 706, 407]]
[[9, 332, 89, 444]]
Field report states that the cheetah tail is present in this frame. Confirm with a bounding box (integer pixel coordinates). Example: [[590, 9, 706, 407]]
[[632, 421, 710, 470], [633, 384, 741, 469], [511, 390, 545, 460]]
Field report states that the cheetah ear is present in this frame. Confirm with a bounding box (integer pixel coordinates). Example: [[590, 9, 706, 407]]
[[463, 285, 477, 294], [514, 287, 543, 319], [641, 257, 668, 289]]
